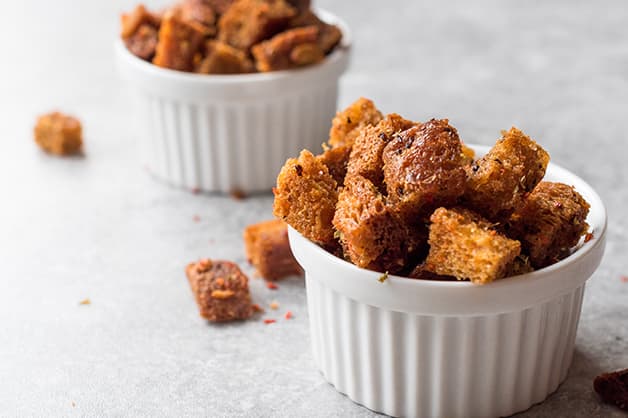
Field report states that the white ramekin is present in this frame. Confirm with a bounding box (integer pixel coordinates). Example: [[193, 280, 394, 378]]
[[115, 10, 351, 194], [288, 145, 607, 418]]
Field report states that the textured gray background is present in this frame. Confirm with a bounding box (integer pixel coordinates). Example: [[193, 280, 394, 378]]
[[1, 0, 627, 416]]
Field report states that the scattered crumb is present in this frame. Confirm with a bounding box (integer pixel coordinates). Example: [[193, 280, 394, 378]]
[[193, 214, 201, 223], [378, 272, 389, 283], [263, 319, 276, 324], [79, 298, 91, 306], [270, 301, 279, 310], [71, 401, 76, 407], [285, 311, 293, 320], [621, 275, 628, 283], [584, 232, 594, 243], [34, 111, 83, 156], [252, 303, 264, 313], [230, 188, 247, 200], [191, 187, 201, 194], [266, 281, 279, 290]]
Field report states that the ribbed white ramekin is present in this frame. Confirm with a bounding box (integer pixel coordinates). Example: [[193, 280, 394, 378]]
[[115, 10, 351, 194], [288, 146, 607, 418]]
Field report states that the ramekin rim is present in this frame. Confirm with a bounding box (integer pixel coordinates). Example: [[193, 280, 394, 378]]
[[288, 143, 608, 290], [115, 8, 352, 84]]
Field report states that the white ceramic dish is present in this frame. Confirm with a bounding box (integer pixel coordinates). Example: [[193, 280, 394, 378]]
[[115, 10, 351, 193], [288, 145, 607, 418]]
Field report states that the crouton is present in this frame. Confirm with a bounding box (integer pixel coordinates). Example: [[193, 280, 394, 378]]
[[244, 219, 303, 280], [328, 98, 383, 148]]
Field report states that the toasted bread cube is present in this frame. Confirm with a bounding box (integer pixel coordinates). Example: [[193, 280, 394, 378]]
[[244, 219, 303, 280], [506, 181, 590, 268], [464, 127, 550, 222], [34, 112, 83, 156], [347, 113, 415, 189], [121, 5, 161, 60], [289, 10, 342, 53], [594, 368, 628, 412], [408, 263, 456, 281], [273, 150, 338, 247], [382, 119, 467, 221], [185, 259, 253, 322], [153, 13, 207, 71], [328, 98, 383, 148], [425, 207, 521, 284], [195, 40, 254, 74], [205, 0, 235, 15], [171, 0, 217, 34], [333, 175, 416, 273], [251, 26, 323, 72], [218, 0, 296, 50], [317, 143, 351, 186]]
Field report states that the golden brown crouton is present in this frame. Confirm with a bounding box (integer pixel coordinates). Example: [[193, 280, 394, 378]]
[[464, 127, 550, 222], [317, 144, 352, 186], [244, 219, 303, 280], [347, 113, 416, 189], [333, 175, 416, 273], [185, 259, 253, 322], [382, 119, 467, 221], [289, 10, 342, 53], [171, 0, 217, 34], [328, 98, 383, 148], [121, 5, 161, 60], [506, 181, 590, 268], [251, 26, 323, 72], [153, 13, 207, 71], [195, 40, 254, 74], [273, 150, 338, 247], [34, 112, 83, 156], [218, 0, 296, 50], [425, 207, 521, 284]]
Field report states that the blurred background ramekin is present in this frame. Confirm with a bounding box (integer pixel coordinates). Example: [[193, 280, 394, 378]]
[[288, 145, 607, 418], [116, 10, 351, 194]]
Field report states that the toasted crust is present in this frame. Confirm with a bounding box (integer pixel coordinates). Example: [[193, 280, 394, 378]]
[[289, 10, 341, 53], [382, 119, 467, 221], [195, 40, 254, 73], [464, 127, 550, 222], [34, 112, 83, 156], [506, 181, 590, 268], [251, 26, 323, 72], [244, 219, 303, 280], [121, 5, 161, 60], [333, 175, 415, 273], [347, 113, 416, 189], [425, 207, 521, 284], [328, 98, 383, 148], [185, 259, 253, 321], [153, 13, 207, 71], [594, 368, 628, 411], [316, 144, 352, 186], [273, 150, 338, 247], [218, 0, 296, 50]]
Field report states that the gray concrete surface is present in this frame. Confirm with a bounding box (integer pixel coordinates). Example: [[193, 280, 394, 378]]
[[1, 0, 627, 416]]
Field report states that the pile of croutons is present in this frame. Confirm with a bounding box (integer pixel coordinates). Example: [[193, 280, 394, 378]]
[[121, 0, 342, 74], [273, 98, 591, 284]]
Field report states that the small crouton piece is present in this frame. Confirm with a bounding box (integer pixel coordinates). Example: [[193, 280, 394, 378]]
[[185, 259, 253, 321], [195, 40, 254, 74], [251, 26, 323, 72], [244, 219, 303, 280], [289, 10, 342, 53], [506, 181, 590, 268], [594, 368, 628, 412], [171, 0, 217, 34], [328, 98, 383, 148], [464, 127, 550, 222], [425, 207, 521, 284], [273, 150, 338, 247], [121, 5, 161, 60], [317, 144, 352, 186], [34, 112, 83, 156], [382, 119, 467, 221], [218, 0, 297, 50], [333, 175, 416, 273], [153, 13, 207, 71], [347, 113, 416, 189]]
